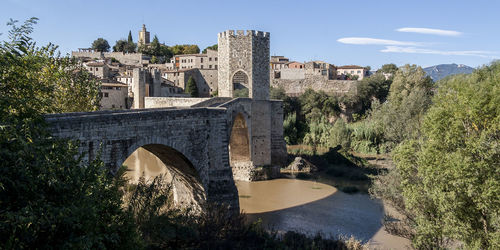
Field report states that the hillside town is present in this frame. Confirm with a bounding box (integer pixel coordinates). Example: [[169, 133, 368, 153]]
[[72, 25, 372, 110]]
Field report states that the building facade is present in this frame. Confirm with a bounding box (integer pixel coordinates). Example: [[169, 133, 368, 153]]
[[336, 65, 368, 80]]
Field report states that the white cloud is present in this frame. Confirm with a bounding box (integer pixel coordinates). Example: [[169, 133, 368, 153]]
[[397, 27, 462, 36], [381, 46, 497, 58], [337, 37, 422, 46]]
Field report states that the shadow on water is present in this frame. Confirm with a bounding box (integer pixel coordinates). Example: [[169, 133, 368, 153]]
[[240, 180, 385, 243]]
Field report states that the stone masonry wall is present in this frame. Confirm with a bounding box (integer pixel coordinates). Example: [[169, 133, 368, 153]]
[[72, 51, 148, 66], [45, 108, 239, 209], [218, 30, 270, 100], [272, 78, 358, 96], [270, 100, 287, 166]]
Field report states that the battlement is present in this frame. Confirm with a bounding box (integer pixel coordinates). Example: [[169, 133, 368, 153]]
[[218, 30, 270, 39]]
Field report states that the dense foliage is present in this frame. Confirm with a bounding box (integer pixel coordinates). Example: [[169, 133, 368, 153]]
[[393, 62, 500, 248], [0, 18, 139, 248], [170, 44, 200, 55], [113, 40, 136, 53], [138, 35, 172, 64]]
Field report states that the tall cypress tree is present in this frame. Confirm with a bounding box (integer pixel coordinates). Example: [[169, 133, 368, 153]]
[[128, 30, 133, 43], [185, 76, 199, 97]]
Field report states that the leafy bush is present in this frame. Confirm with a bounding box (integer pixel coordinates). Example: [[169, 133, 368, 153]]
[[328, 118, 351, 149], [0, 18, 138, 249]]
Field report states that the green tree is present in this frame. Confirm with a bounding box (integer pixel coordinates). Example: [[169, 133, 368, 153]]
[[353, 72, 393, 113], [138, 35, 172, 63], [394, 62, 500, 249], [91, 37, 110, 52], [303, 119, 331, 154], [370, 64, 433, 147], [171, 44, 200, 55], [299, 89, 339, 122], [128, 30, 133, 43], [113, 39, 128, 52], [185, 76, 199, 97], [283, 113, 298, 145], [328, 118, 351, 150], [202, 44, 218, 53], [379, 63, 398, 74], [0, 18, 139, 248]]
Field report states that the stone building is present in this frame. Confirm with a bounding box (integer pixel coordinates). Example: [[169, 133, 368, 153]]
[[84, 61, 111, 79], [304, 61, 336, 79], [270, 56, 289, 70], [162, 68, 214, 97], [100, 82, 129, 110], [165, 49, 218, 70], [217, 30, 270, 99], [287, 61, 304, 69]]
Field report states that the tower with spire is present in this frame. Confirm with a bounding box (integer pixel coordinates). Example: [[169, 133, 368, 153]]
[[138, 24, 150, 47]]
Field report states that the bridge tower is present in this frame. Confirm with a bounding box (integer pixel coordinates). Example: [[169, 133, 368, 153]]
[[217, 30, 270, 100]]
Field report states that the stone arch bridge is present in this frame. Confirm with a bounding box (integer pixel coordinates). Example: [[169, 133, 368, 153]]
[[45, 98, 286, 210]]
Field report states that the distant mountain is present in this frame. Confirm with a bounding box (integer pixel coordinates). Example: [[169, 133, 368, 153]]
[[423, 63, 475, 81]]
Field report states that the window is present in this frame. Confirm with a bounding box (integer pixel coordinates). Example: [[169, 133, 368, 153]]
[[351, 70, 354, 74], [215, 57, 217, 61], [209, 65, 212, 69], [201, 65, 204, 69], [209, 57, 212, 61], [96, 68, 99, 71], [215, 65, 218, 69], [357, 70, 361, 74], [201, 58, 203, 63]]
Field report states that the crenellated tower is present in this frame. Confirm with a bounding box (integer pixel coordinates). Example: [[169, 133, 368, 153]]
[[217, 30, 270, 100]]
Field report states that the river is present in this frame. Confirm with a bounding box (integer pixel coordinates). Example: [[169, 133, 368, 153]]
[[124, 148, 410, 249], [237, 179, 410, 249]]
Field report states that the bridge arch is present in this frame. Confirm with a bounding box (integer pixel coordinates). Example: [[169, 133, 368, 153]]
[[228, 112, 253, 180], [122, 136, 206, 209]]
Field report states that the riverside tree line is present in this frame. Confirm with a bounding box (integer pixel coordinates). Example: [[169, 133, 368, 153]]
[[271, 52, 499, 248]]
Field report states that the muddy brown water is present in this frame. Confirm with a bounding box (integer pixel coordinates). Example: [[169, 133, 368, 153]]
[[124, 148, 410, 249], [237, 179, 410, 249]]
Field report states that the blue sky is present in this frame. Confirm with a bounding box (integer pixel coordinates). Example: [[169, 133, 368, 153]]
[[1, 0, 499, 69]]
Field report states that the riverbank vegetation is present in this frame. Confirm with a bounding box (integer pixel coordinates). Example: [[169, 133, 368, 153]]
[[274, 59, 499, 248]]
